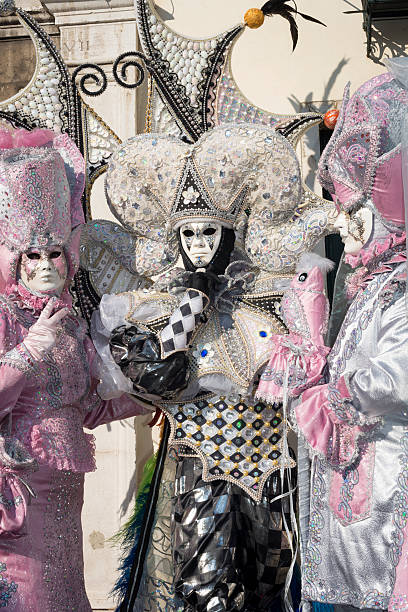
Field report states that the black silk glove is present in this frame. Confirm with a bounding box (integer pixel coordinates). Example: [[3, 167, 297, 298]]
[[188, 270, 220, 304], [110, 325, 189, 398]]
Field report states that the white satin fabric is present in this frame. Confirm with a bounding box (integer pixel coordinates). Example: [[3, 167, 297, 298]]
[[300, 264, 408, 608]]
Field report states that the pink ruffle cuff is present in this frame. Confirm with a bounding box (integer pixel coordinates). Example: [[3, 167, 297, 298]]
[[294, 377, 382, 470], [256, 333, 329, 404]]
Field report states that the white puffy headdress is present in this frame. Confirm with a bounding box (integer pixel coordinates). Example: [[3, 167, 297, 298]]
[[105, 123, 303, 276]]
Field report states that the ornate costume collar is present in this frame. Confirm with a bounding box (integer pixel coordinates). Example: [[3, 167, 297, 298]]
[[346, 236, 406, 299], [5, 282, 71, 314], [165, 259, 257, 313], [345, 232, 406, 269]]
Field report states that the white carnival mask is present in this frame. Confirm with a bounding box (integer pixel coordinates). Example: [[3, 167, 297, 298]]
[[334, 207, 373, 255], [179, 221, 223, 267], [19, 246, 68, 295]]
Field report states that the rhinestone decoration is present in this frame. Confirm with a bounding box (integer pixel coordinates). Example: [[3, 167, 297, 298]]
[[165, 394, 293, 500]]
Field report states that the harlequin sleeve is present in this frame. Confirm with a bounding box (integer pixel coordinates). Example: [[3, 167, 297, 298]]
[[294, 296, 408, 469]]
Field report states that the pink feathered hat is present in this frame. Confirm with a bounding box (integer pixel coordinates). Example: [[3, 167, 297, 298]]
[[318, 72, 408, 229], [0, 127, 85, 291]]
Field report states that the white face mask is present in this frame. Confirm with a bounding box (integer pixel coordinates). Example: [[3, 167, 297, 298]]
[[179, 221, 223, 267], [334, 207, 373, 255], [19, 247, 68, 295]]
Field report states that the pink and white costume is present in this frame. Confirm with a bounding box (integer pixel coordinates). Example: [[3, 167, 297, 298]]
[[0, 129, 147, 611], [291, 65, 408, 610]]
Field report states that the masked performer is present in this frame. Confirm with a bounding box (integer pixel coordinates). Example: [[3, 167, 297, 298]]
[[0, 127, 148, 612], [90, 122, 336, 612], [266, 61, 408, 611]]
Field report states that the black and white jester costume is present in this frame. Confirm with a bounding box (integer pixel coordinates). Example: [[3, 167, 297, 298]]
[[91, 123, 335, 612]]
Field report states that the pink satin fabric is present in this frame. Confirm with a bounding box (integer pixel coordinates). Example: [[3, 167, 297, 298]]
[[332, 179, 357, 211], [282, 265, 329, 346], [0, 471, 30, 538], [294, 378, 378, 470], [329, 443, 376, 526], [373, 153, 404, 226], [333, 154, 404, 226], [0, 290, 148, 610], [257, 264, 329, 402]]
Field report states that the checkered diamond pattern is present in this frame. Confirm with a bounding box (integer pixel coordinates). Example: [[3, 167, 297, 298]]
[[160, 289, 207, 357], [165, 394, 294, 501]]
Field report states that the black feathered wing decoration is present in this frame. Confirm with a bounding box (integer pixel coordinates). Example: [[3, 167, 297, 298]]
[[261, 0, 326, 50]]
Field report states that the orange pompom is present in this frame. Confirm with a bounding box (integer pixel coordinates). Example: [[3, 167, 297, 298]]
[[323, 109, 339, 130], [244, 8, 265, 29]]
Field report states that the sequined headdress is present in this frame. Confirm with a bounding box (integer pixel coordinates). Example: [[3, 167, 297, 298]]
[[169, 152, 249, 229], [106, 123, 302, 276], [0, 128, 85, 290], [318, 71, 408, 230], [0, 128, 85, 252]]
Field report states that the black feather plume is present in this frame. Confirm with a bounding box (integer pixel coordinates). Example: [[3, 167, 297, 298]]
[[261, 0, 326, 51], [281, 12, 298, 51]]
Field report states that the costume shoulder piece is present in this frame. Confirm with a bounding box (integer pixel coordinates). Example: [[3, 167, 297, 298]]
[[187, 294, 286, 393]]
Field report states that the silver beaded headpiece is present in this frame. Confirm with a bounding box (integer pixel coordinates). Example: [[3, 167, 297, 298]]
[[169, 152, 249, 229], [105, 123, 302, 276]]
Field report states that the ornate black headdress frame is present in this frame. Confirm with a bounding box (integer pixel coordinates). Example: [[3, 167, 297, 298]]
[[0, 0, 327, 322]]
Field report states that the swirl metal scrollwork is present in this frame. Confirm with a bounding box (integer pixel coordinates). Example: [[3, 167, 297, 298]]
[[72, 63, 108, 97], [113, 52, 146, 89]]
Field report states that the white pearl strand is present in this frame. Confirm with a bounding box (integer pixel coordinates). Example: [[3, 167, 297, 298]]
[[1, 41, 63, 131], [148, 13, 220, 108]]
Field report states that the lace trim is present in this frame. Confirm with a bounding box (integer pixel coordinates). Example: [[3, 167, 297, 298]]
[[5, 282, 71, 315], [345, 231, 406, 268], [346, 242, 406, 299], [0, 344, 40, 378]]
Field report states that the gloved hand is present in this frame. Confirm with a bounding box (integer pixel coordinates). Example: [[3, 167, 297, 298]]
[[23, 298, 70, 361], [110, 325, 189, 398], [188, 269, 220, 304]]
